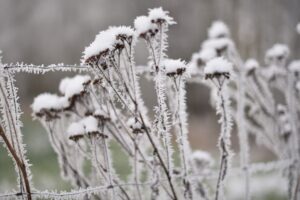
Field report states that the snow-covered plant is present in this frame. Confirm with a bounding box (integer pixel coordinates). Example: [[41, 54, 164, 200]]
[[1, 8, 300, 200], [188, 20, 300, 200], [0, 55, 33, 200]]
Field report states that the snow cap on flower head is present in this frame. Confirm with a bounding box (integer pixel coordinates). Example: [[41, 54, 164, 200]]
[[82, 26, 135, 64], [134, 16, 156, 38], [93, 106, 111, 122], [148, 7, 176, 25], [245, 59, 259, 76], [162, 59, 187, 77], [208, 21, 230, 39], [288, 60, 300, 74], [59, 75, 91, 99], [67, 116, 102, 141], [204, 57, 233, 80], [188, 49, 217, 76], [127, 117, 145, 134], [134, 7, 175, 38], [32, 93, 69, 118], [67, 122, 85, 141], [265, 44, 290, 65], [202, 38, 234, 56]]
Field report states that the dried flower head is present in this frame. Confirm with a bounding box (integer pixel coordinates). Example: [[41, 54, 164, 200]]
[[59, 75, 91, 99], [32, 93, 69, 119], [93, 107, 111, 122], [127, 117, 146, 134], [162, 59, 187, 77], [148, 7, 176, 25], [67, 122, 85, 141], [265, 44, 290, 65], [82, 26, 135, 64], [288, 60, 300, 75], [204, 57, 233, 80], [134, 16, 158, 39], [202, 38, 234, 56], [67, 116, 103, 141]]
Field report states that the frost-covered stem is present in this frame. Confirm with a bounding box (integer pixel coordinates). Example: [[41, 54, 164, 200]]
[[173, 77, 192, 198], [147, 37, 173, 175], [93, 64, 135, 117], [237, 72, 250, 200], [214, 79, 232, 200], [102, 137, 115, 199], [138, 112, 178, 200], [45, 122, 89, 188], [0, 125, 32, 200], [91, 138, 108, 182], [0, 73, 32, 199], [285, 73, 300, 200], [134, 137, 143, 200]]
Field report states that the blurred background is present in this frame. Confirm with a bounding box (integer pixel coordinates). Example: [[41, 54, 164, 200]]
[[0, 0, 299, 199]]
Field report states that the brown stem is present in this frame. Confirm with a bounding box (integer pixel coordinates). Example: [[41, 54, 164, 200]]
[[0, 125, 32, 200]]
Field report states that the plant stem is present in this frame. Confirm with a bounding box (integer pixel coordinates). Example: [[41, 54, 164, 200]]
[[0, 125, 32, 200]]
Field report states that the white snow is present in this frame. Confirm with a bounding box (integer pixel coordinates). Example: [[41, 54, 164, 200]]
[[245, 59, 259, 71], [32, 93, 69, 113], [82, 26, 135, 62], [265, 44, 290, 61], [134, 8, 175, 37], [162, 59, 187, 74], [148, 7, 176, 25], [134, 16, 155, 36], [83, 30, 115, 62], [127, 117, 143, 130], [202, 38, 234, 52], [59, 75, 91, 98], [109, 26, 135, 39], [204, 57, 233, 76], [80, 116, 99, 133], [288, 60, 300, 72], [67, 122, 85, 139], [208, 21, 230, 39], [94, 108, 107, 118], [67, 116, 99, 139]]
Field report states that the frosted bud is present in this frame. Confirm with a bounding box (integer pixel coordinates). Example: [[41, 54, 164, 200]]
[[208, 21, 230, 39], [148, 7, 176, 25], [127, 117, 145, 134], [265, 44, 289, 66], [162, 59, 187, 77], [204, 57, 233, 80]]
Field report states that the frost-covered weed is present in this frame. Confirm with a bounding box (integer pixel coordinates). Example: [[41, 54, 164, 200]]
[[0, 7, 300, 200]]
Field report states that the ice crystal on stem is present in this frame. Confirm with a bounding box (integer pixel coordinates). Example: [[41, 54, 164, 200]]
[[204, 57, 234, 200]]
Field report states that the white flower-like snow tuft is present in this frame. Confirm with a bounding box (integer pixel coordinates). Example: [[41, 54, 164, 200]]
[[204, 57, 233, 77], [32, 93, 68, 113], [208, 21, 230, 39]]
